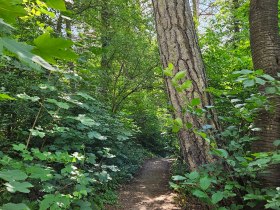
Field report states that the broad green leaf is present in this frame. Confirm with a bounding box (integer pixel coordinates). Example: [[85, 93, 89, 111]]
[[233, 69, 253, 75], [46, 98, 70, 109], [12, 144, 26, 151], [0, 38, 54, 71], [88, 131, 107, 140], [174, 71, 186, 80], [163, 69, 172, 77], [5, 181, 33, 193], [163, 63, 174, 76], [0, 19, 15, 30], [0, 170, 27, 182], [0, 93, 15, 100], [199, 176, 211, 190], [211, 191, 224, 204], [192, 189, 208, 199], [174, 118, 183, 127], [169, 181, 180, 190], [75, 201, 92, 210], [243, 79, 255, 88], [33, 33, 77, 63], [191, 98, 201, 106], [273, 140, 280, 147], [0, 203, 30, 210], [96, 171, 111, 182], [45, 0, 67, 11], [188, 171, 200, 180], [255, 77, 266, 85], [172, 175, 186, 181], [77, 92, 95, 100], [70, 114, 99, 127], [180, 80, 192, 90], [0, 0, 26, 24], [39, 194, 71, 210], [213, 148, 229, 158], [261, 74, 275, 81], [26, 166, 53, 181], [29, 129, 45, 138], [265, 87, 277, 94], [243, 193, 265, 201], [39, 83, 56, 91], [17, 93, 40, 102]]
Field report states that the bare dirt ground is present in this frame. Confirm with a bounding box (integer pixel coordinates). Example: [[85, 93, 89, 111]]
[[106, 158, 181, 210]]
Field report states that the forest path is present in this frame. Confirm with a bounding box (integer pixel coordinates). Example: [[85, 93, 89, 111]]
[[106, 158, 181, 210]]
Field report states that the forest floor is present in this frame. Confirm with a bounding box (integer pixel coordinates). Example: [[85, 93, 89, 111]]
[[106, 158, 181, 210]]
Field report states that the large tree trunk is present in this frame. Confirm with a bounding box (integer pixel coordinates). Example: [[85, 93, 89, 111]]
[[249, 0, 280, 187], [152, 0, 219, 170]]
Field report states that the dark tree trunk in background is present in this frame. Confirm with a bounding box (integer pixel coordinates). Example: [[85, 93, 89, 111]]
[[232, 0, 240, 45], [152, 0, 219, 170], [249, 0, 280, 187]]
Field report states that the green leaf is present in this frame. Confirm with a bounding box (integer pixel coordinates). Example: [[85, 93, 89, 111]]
[[191, 98, 201, 106], [5, 181, 33, 193], [0, 38, 54, 71], [172, 175, 186, 181], [199, 176, 211, 190], [12, 144, 26, 151], [70, 114, 99, 127], [88, 131, 107, 140], [243, 193, 265, 201], [174, 71, 186, 80], [163, 69, 172, 77], [26, 166, 53, 181], [261, 74, 275, 81], [0, 0, 26, 24], [45, 0, 67, 11], [180, 80, 192, 90], [265, 87, 277, 94], [46, 98, 70, 109], [243, 79, 255, 88], [213, 148, 229, 158], [33, 33, 77, 63], [0, 203, 30, 210], [188, 171, 200, 180], [0, 93, 15, 100], [77, 92, 95, 100], [174, 118, 183, 127], [29, 129, 45, 138], [211, 191, 224, 204], [17, 93, 40, 102], [192, 189, 209, 199], [39, 194, 71, 210], [0, 170, 28, 182], [233, 69, 253, 75], [255, 77, 266, 85], [273, 140, 280, 147]]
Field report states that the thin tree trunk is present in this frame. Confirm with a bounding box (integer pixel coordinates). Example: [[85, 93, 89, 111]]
[[192, 0, 199, 27], [249, 0, 280, 187], [152, 0, 219, 170]]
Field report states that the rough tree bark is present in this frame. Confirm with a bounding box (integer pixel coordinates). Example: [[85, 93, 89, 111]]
[[152, 0, 219, 170], [249, 0, 280, 187]]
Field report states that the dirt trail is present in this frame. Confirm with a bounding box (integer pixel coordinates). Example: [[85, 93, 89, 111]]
[[107, 158, 181, 210]]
